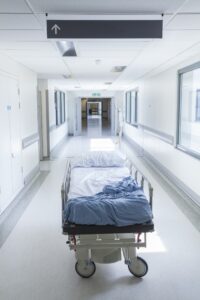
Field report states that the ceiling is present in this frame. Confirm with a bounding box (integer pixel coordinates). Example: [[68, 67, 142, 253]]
[[1, 0, 200, 90]]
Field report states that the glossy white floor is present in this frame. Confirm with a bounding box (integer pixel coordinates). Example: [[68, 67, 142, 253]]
[[0, 135, 200, 300]]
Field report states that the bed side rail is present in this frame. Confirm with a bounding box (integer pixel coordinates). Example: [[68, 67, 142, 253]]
[[61, 160, 71, 227], [128, 161, 153, 211]]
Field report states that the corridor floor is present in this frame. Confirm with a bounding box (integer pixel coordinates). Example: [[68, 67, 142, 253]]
[[0, 136, 200, 300]]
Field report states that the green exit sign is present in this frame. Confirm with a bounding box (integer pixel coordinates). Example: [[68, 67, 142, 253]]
[[92, 92, 101, 97]]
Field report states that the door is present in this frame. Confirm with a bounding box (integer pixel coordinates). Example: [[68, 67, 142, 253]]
[[37, 90, 43, 160], [0, 75, 13, 212], [8, 78, 23, 196], [0, 74, 23, 212]]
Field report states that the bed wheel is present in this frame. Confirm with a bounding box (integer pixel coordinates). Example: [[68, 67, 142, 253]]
[[128, 256, 148, 278], [75, 261, 96, 278]]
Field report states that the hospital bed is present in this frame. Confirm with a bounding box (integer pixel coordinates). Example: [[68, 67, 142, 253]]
[[61, 152, 154, 278]]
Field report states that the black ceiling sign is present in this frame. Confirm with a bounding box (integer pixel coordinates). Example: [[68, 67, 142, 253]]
[[47, 20, 163, 39]]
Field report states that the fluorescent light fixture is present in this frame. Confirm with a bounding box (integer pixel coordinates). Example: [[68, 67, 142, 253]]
[[111, 66, 127, 72], [56, 41, 77, 57]]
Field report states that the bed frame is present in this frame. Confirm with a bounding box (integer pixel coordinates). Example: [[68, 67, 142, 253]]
[[61, 158, 154, 278]]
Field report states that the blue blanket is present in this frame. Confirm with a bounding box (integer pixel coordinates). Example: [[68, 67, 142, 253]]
[[64, 176, 153, 226]]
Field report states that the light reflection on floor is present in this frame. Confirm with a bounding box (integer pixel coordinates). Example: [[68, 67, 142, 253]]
[[139, 231, 166, 253], [90, 138, 116, 152], [82, 115, 111, 137]]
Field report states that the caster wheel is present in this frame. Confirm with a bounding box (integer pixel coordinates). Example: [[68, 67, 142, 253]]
[[75, 261, 96, 278], [128, 256, 148, 278]]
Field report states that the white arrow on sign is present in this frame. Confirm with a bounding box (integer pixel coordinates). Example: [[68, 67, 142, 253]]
[[51, 24, 61, 35]]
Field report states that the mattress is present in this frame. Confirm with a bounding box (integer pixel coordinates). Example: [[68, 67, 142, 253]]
[[68, 166, 130, 200]]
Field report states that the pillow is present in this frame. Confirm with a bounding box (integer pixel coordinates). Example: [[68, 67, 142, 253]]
[[71, 151, 126, 168]]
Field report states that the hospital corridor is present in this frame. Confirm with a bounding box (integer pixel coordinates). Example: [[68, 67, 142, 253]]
[[0, 1, 200, 300]]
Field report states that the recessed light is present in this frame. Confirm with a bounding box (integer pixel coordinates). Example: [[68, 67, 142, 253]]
[[95, 59, 101, 65], [74, 86, 80, 89], [111, 66, 127, 72], [104, 82, 112, 85]]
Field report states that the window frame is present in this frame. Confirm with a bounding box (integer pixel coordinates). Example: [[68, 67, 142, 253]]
[[195, 89, 200, 122], [125, 89, 138, 127], [130, 89, 138, 127], [55, 90, 61, 126], [55, 90, 66, 127], [177, 62, 200, 160], [125, 91, 131, 123]]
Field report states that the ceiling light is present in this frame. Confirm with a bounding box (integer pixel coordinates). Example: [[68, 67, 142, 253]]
[[111, 66, 127, 72], [56, 41, 77, 57], [105, 82, 112, 85], [74, 86, 80, 89], [95, 59, 101, 65]]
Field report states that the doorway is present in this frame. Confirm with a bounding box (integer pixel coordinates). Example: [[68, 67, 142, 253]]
[[81, 98, 111, 136]]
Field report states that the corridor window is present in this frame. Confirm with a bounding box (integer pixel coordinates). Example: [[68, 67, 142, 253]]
[[55, 90, 66, 126], [178, 65, 200, 157], [125, 91, 131, 123], [130, 90, 138, 126], [196, 90, 200, 121], [125, 89, 138, 126]]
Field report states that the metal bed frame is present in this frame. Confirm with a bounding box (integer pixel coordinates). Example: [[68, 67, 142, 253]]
[[61, 159, 154, 278]]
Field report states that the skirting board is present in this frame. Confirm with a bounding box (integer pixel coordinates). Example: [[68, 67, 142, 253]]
[[24, 164, 40, 185], [0, 170, 48, 248], [123, 133, 200, 210], [50, 134, 68, 156]]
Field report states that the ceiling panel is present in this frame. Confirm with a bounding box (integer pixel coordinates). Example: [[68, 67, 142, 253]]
[[29, 0, 185, 14], [9, 57, 68, 74], [2, 49, 59, 58], [0, 1, 200, 90], [0, 41, 56, 51], [0, 30, 46, 41], [179, 0, 200, 13], [0, 0, 31, 13], [64, 57, 132, 80], [0, 41, 59, 58], [39, 78, 80, 90], [113, 29, 200, 88], [0, 14, 42, 30], [166, 14, 200, 30], [75, 40, 148, 58]]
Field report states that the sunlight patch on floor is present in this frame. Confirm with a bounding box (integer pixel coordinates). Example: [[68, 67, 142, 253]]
[[139, 231, 167, 253], [90, 138, 116, 152]]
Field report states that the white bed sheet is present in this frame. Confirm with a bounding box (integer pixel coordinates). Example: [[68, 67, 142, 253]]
[[68, 167, 130, 199]]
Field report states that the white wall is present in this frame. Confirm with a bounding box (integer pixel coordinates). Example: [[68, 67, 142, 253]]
[[123, 53, 200, 204], [0, 54, 39, 213]]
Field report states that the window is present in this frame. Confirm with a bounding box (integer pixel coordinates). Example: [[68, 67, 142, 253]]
[[55, 90, 66, 126], [125, 89, 138, 126], [178, 64, 200, 157], [196, 89, 200, 122], [130, 90, 138, 125], [125, 91, 131, 123]]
